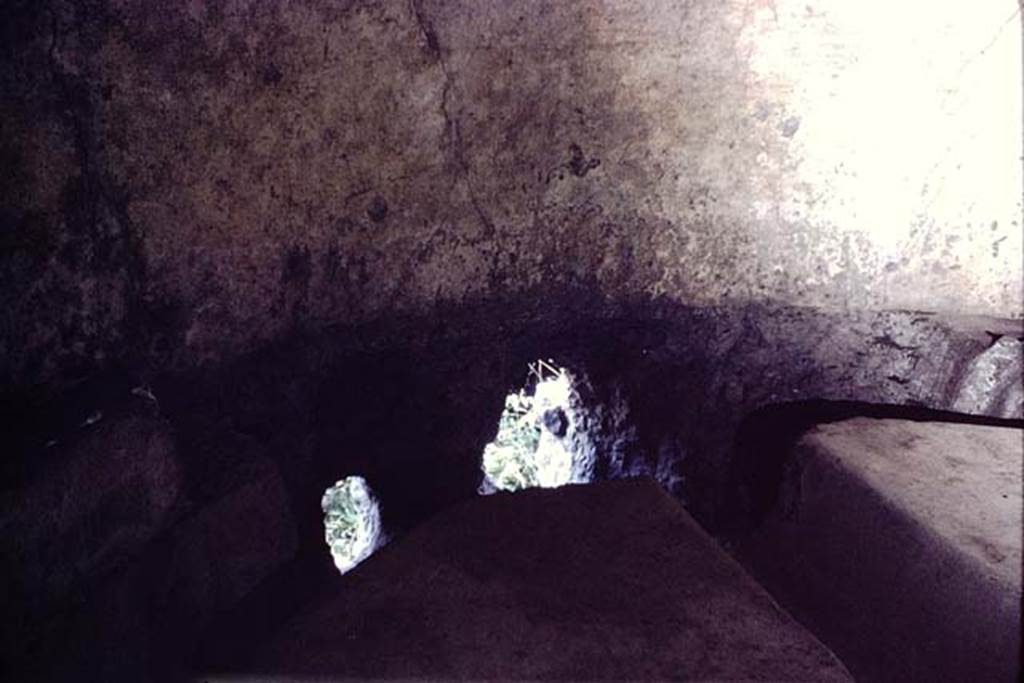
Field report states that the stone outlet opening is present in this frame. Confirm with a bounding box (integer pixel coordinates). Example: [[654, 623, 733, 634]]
[[321, 476, 384, 575], [479, 359, 597, 493]]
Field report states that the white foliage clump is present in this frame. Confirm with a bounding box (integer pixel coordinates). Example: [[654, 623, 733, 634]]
[[322, 476, 383, 574], [480, 360, 595, 493]]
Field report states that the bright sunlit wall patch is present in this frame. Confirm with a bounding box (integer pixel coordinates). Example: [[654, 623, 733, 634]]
[[322, 476, 384, 574], [479, 359, 596, 493]]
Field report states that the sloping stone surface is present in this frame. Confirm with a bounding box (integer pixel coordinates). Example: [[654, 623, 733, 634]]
[[236, 479, 851, 681], [0, 415, 182, 662], [6, 453, 298, 681], [737, 418, 1023, 683]]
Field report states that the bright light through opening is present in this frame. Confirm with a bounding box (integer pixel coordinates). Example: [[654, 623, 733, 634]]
[[322, 476, 383, 575], [479, 360, 595, 493]]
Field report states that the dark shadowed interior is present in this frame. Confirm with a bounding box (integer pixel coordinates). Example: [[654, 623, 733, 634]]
[[1, 1, 1022, 681]]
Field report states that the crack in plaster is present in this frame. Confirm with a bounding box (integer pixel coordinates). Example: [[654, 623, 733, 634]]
[[408, 0, 496, 242]]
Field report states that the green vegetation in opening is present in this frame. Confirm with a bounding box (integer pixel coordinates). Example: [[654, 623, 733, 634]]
[[322, 476, 382, 574], [481, 359, 574, 492]]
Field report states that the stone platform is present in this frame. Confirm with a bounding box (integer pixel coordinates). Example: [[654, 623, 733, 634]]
[[223, 479, 851, 681], [737, 418, 1023, 683]]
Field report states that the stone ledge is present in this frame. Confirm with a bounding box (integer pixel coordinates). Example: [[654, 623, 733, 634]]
[[737, 417, 1023, 682]]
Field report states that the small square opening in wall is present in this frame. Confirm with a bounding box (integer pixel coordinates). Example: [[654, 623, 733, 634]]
[[322, 476, 384, 575], [479, 359, 597, 493]]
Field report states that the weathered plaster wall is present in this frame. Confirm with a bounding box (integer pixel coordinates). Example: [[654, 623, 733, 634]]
[[1, 0, 1020, 390], [3, 4, 1022, 677]]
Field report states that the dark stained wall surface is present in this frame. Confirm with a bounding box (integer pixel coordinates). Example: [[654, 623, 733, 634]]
[[1, 0, 1021, 391]]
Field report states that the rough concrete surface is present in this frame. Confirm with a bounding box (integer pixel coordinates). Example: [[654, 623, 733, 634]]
[[951, 336, 1024, 418], [737, 418, 1023, 683], [229, 478, 852, 681], [1, 0, 1020, 390]]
